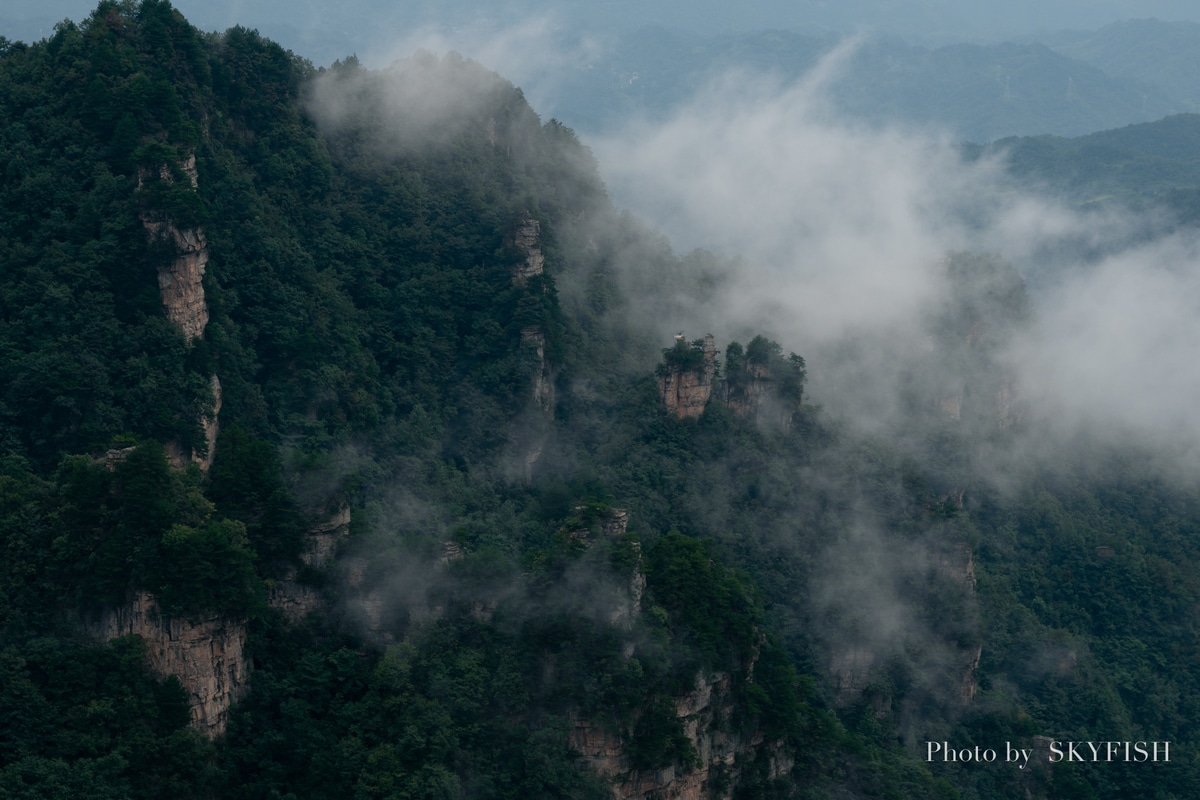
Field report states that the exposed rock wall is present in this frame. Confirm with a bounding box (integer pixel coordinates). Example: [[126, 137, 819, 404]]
[[571, 670, 793, 799], [197, 374, 222, 470], [829, 647, 877, 704], [723, 362, 798, 429], [85, 591, 249, 738], [139, 155, 210, 344], [659, 335, 718, 419], [267, 507, 351, 624], [521, 326, 555, 413], [512, 216, 545, 286], [563, 508, 644, 630], [139, 154, 221, 470], [724, 363, 772, 420]]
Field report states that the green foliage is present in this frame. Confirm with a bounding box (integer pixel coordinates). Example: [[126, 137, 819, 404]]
[[0, 635, 216, 799], [658, 337, 710, 375], [7, 6, 1200, 800], [645, 531, 762, 669], [629, 694, 697, 770]]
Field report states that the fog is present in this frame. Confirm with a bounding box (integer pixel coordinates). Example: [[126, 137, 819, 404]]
[[300, 28, 1200, 724], [572, 46, 1200, 475], [11, 0, 1200, 51]]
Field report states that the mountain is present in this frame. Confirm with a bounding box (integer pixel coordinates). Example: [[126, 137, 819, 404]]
[[3, 4, 1200, 800], [541, 28, 1178, 142], [1040, 18, 1200, 113], [967, 113, 1200, 222]]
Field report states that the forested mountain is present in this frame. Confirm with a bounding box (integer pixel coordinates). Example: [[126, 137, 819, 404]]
[[965, 113, 1200, 222], [2, 3, 1199, 799], [1038, 19, 1200, 114]]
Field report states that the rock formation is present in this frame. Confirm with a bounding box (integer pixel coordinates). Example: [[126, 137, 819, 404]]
[[85, 591, 249, 738], [522, 325, 555, 413], [138, 154, 210, 343], [723, 361, 801, 429], [138, 153, 221, 470], [723, 362, 772, 420], [511, 216, 545, 286], [267, 507, 352, 624], [829, 647, 877, 704], [562, 507, 644, 629], [571, 669, 793, 799], [658, 335, 718, 419]]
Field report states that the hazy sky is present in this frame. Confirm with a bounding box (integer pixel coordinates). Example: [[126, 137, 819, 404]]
[[7, 0, 1200, 63]]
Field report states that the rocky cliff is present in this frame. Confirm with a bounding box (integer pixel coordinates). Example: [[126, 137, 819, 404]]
[[658, 334, 718, 419], [830, 543, 981, 711], [511, 216, 545, 286], [138, 154, 221, 470], [723, 361, 801, 429], [571, 669, 793, 799], [267, 507, 352, 624], [512, 218, 554, 476], [522, 325, 555, 414], [85, 591, 249, 738], [138, 155, 210, 343], [562, 507, 644, 630]]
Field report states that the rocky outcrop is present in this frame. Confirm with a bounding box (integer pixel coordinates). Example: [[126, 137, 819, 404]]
[[724, 363, 772, 420], [829, 647, 877, 704], [937, 545, 976, 589], [723, 363, 801, 429], [139, 154, 221, 470], [658, 335, 718, 419], [511, 217, 545, 286], [85, 591, 249, 738], [163, 374, 223, 471], [139, 155, 210, 343], [563, 508, 644, 630], [151, 221, 210, 341], [961, 644, 983, 705], [571, 670, 793, 799], [521, 326, 555, 413], [196, 374, 222, 470], [267, 507, 351, 624]]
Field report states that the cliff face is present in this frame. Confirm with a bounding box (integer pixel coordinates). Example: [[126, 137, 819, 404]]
[[723, 362, 800, 429], [831, 544, 980, 712], [139, 155, 210, 343], [566, 509, 789, 797], [511, 218, 554, 477], [563, 508, 644, 630], [267, 507, 351, 624], [658, 335, 718, 419], [572, 669, 793, 800], [511, 216, 545, 286], [522, 326, 555, 414], [139, 154, 221, 470], [85, 591, 249, 738]]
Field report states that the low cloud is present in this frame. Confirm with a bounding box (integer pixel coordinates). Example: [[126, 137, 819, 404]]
[[585, 42, 1200, 471]]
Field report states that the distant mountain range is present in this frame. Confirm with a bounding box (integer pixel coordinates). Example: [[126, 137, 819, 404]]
[[542, 26, 1197, 143], [967, 113, 1200, 223], [1029, 18, 1200, 112]]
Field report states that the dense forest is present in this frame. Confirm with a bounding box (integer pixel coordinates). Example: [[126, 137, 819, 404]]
[[1, 3, 1198, 799]]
